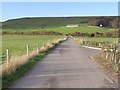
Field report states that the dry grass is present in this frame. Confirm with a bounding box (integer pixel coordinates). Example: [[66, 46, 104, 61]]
[[2, 37, 67, 75], [73, 36, 119, 84], [73, 37, 83, 45], [94, 53, 119, 84]]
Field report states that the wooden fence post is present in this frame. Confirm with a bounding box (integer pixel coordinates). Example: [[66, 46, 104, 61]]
[[26, 44, 29, 56], [118, 43, 120, 64], [6, 49, 9, 66], [99, 43, 101, 47], [37, 43, 39, 54], [106, 51, 108, 59], [112, 53, 114, 61]]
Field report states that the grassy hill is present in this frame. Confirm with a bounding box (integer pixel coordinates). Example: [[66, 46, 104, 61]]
[[2, 17, 90, 29], [2, 17, 115, 34]]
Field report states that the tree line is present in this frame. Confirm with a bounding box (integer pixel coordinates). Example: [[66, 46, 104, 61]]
[[2, 31, 63, 35], [89, 16, 119, 28], [68, 31, 118, 38]]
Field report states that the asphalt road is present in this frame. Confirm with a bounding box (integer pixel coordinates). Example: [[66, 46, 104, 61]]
[[10, 37, 117, 88]]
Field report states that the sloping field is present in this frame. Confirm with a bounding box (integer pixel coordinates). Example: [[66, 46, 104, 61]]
[[42, 26, 114, 34], [3, 26, 114, 34], [2, 35, 63, 58], [2, 17, 115, 34], [2, 17, 90, 29], [84, 37, 118, 43]]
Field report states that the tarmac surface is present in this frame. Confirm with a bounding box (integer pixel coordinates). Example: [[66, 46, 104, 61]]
[[10, 37, 117, 88]]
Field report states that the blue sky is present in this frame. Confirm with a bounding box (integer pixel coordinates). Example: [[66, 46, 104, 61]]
[[1, 2, 118, 21]]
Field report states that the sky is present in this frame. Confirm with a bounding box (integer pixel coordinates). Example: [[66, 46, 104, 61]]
[[1, 0, 120, 2], [1, 2, 119, 21]]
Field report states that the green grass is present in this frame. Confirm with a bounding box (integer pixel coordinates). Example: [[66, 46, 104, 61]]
[[2, 35, 63, 59], [2, 40, 64, 89], [2, 17, 90, 29], [2, 54, 45, 89], [3, 25, 115, 34], [84, 37, 118, 43], [43, 26, 114, 34], [74, 37, 118, 48], [2, 17, 115, 34]]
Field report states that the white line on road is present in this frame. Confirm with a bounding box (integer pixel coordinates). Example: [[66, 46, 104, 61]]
[[82, 46, 102, 50]]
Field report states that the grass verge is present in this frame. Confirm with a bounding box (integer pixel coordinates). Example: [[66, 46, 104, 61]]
[[93, 55, 118, 85], [2, 39, 66, 90]]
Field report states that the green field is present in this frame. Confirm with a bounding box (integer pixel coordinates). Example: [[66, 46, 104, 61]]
[[2, 35, 63, 58], [2, 16, 117, 57], [2, 17, 118, 89], [2, 35, 64, 88], [43, 26, 114, 34], [84, 37, 118, 43], [3, 25, 115, 34], [2, 17, 116, 35], [2, 17, 90, 29]]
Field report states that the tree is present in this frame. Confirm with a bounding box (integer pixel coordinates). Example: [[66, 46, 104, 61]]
[[89, 16, 115, 27], [96, 17, 110, 27], [89, 17, 98, 26], [111, 18, 119, 28]]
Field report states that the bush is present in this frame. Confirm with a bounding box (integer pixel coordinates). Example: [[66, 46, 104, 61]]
[[70, 31, 118, 38], [2, 31, 63, 35]]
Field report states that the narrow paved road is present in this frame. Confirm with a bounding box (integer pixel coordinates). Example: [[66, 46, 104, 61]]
[[10, 37, 117, 88]]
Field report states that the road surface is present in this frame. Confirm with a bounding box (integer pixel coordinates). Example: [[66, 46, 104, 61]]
[[10, 37, 117, 88]]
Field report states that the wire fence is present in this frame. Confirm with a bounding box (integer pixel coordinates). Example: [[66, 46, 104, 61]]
[[2, 37, 67, 75], [73, 37, 120, 67]]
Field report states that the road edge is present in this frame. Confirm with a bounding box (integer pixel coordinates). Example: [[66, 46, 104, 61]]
[[89, 56, 118, 88]]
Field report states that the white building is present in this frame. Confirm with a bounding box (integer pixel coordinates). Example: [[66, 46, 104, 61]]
[[66, 24, 80, 27], [100, 24, 103, 27]]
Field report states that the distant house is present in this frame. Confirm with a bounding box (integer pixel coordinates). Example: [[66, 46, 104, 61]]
[[100, 24, 103, 27], [66, 24, 80, 27]]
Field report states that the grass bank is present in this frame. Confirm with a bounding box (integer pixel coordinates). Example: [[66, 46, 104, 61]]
[[93, 54, 119, 85], [2, 37, 67, 89], [84, 37, 118, 43], [3, 26, 115, 35], [2, 35, 64, 61], [73, 36, 119, 85]]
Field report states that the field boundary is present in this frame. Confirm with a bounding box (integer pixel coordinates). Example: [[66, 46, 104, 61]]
[[90, 56, 118, 86], [2, 38, 67, 89], [74, 36, 119, 86], [82, 46, 102, 50]]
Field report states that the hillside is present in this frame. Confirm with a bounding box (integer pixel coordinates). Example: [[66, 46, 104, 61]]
[[2, 17, 116, 34], [2, 17, 90, 29]]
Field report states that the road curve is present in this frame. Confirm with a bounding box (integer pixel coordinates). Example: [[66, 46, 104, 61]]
[[10, 37, 117, 88]]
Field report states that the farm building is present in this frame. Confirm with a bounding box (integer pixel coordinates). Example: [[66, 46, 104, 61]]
[[100, 24, 103, 27], [66, 24, 80, 27]]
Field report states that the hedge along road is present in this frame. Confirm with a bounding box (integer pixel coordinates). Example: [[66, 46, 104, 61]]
[[10, 37, 117, 88]]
